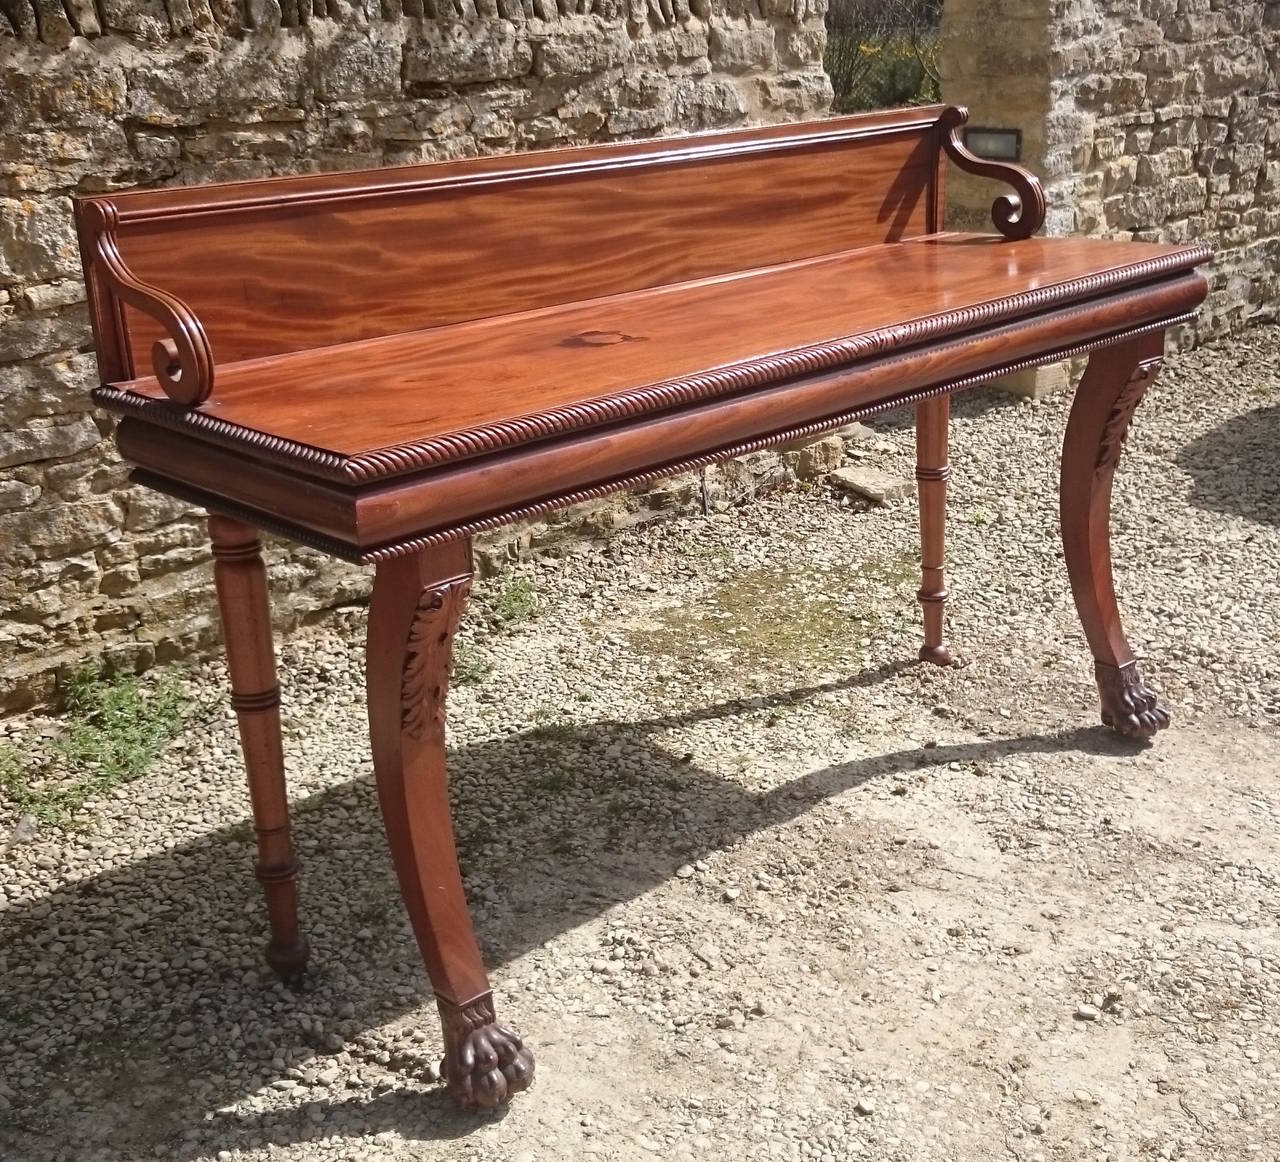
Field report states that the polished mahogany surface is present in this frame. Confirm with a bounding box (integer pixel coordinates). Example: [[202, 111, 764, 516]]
[[100, 110, 943, 376], [107, 233, 1209, 475], [73, 104, 1214, 1114]]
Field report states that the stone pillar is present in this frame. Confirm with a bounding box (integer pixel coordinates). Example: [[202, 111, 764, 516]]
[[941, 0, 1280, 384], [939, 0, 1068, 397]]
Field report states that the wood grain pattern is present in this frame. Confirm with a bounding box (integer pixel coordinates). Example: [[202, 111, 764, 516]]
[[98, 236, 1212, 482], [94, 115, 942, 375], [117, 302, 1203, 562], [72, 108, 1217, 1115]]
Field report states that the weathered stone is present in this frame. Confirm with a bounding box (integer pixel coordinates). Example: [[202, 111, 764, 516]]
[[944, 0, 1279, 348], [0, 479, 41, 511], [0, 414, 102, 469], [404, 21, 532, 86], [0, 196, 78, 285], [790, 435, 844, 481], [0, 303, 92, 361], [709, 23, 775, 73], [829, 466, 913, 506], [313, 24, 403, 100], [20, 280, 86, 311], [534, 18, 630, 77], [0, 355, 97, 419]]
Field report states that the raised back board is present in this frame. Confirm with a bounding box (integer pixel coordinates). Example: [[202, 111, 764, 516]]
[[77, 106, 949, 382]]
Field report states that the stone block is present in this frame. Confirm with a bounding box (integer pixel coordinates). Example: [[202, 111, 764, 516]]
[[0, 354, 97, 419], [312, 24, 403, 101], [535, 20, 632, 78], [0, 480, 41, 511], [790, 435, 844, 481], [403, 21, 532, 87], [0, 414, 102, 468], [708, 24, 775, 73], [829, 466, 913, 506], [20, 280, 86, 311], [0, 303, 92, 361], [0, 196, 78, 285]]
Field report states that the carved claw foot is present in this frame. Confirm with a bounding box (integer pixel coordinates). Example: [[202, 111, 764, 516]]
[[1095, 661, 1170, 738], [438, 996, 534, 1111]]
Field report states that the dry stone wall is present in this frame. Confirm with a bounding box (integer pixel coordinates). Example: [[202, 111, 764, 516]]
[[943, 0, 1280, 346], [0, 0, 832, 711], [1052, 0, 1280, 339]]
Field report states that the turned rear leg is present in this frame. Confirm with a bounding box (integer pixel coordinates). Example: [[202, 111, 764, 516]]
[[916, 394, 952, 665], [1060, 332, 1170, 738], [366, 540, 533, 1110], [209, 515, 309, 982]]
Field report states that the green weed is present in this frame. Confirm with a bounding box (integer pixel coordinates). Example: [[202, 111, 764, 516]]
[[0, 666, 189, 829], [492, 575, 538, 625]]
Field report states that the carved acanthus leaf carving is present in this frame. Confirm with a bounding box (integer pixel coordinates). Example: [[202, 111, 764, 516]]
[[1096, 356, 1162, 477], [400, 577, 470, 742]]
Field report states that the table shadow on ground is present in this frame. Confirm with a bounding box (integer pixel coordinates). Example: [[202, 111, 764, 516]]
[[0, 670, 1142, 1158], [1176, 404, 1280, 527]]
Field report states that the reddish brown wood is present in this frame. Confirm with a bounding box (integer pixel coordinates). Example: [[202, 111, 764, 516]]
[[915, 395, 951, 666], [73, 108, 1218, 1112], [939, 106, 1046, 241], [366, 540, 533, 1110], [208, 515, 309, 980], [94, 114, 941, 374], [100, 235, 1209, 472], [111, 273, 1209, 557], [1060, 331, 1171, 738]]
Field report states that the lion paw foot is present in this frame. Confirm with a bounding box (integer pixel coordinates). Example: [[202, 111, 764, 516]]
[[1096, 661, 1170, 739], [439, 997, 534, 1111]]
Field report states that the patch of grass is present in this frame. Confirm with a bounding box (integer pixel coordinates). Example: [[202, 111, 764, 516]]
[[0, 666, 189, 829], [451, 640, 492, 687], [615, 555, 915, 674], [531, 770, 574, 794], [492, 575, 538, 625], [970, 507, 993, 527]]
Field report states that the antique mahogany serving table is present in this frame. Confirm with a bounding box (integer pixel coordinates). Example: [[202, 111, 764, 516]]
[[74, 104, 1212, 1110]]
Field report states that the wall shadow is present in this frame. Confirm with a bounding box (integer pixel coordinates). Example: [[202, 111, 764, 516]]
[[0, 670, 1141, 1157], [1176, 404, 1280, 527]]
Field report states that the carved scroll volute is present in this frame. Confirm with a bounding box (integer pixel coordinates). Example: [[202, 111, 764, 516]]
[[939, 106, 1047, 242], [81, 199, 215, 407]]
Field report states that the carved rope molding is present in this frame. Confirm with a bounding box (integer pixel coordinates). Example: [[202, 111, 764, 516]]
[[81, 199, 216, 407], [939, 105, 1047, 242], [127, 311, 1197, 566], [92, 245, 1211, 483]]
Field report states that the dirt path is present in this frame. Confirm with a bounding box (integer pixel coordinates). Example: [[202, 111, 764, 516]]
[[3, 330, 1280, 1161]]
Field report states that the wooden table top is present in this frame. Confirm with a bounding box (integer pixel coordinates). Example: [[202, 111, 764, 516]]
[[108, 233, 1208, 481]]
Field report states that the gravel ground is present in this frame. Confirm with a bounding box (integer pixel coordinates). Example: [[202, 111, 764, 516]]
[[2, 325, 1280, 1162]]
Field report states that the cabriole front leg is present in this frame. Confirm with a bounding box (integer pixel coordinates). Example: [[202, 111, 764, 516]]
[[1060, 332, 1170, 739], [366, 540, 534, 1111]]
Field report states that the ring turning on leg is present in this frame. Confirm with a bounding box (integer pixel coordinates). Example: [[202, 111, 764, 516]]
[[209, 515, 309, 982], [916, 395, 952, 666]]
